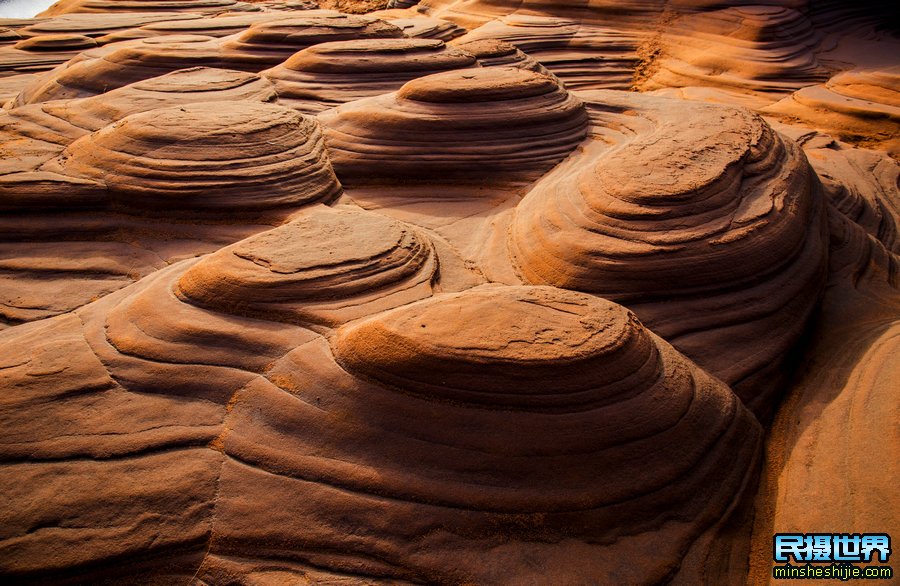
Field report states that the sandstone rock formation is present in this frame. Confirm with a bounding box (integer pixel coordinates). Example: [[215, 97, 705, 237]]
[[453, 14, 642, 90], [263, 37, 476, 112], [0, 86, 339, 326], [176, 205, 438, 325], [56, 100, 340, 212], [508, 91, 829, 416], [13, 14, 404, 105], [639, 6, 828, 96], [319, 66, 588, 186], [764, 67, 900, 156], [0, 267, 763, 582], [0, 0, 896, 584]]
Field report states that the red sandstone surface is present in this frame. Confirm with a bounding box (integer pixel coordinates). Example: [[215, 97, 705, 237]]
[[0, 0, 896, 584]]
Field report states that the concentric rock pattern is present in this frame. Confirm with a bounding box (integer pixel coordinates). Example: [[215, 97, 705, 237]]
[[453, 14, 641, 90], [510, 91, 828, 415], [263, 37, 476, 112], [0, 0, 897, 584], [57, 100, 341, 213], [176, 205, 437, 325], [319, 66, 588, 186], [641, 6, 828, 95]]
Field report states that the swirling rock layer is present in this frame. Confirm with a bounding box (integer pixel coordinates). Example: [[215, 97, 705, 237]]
[[176, 205, 437, 325], [40, 0, 246, 15], [764, 68, 900, 156], [455, 37, 554, 77], [3, 67, 276, 150], [0, 1, 897, 584], [319, 66, 588, 186], [263, 38, 476, 112], [14, 34, 229, 104], [96, 13, 291, 43], [0, 272, 763, 583], [219, 14, 405, 68], [510, 91, 828, 415], [56, 100, 341, 213], [387, 16, 465, 42], [14, 16, 403, 105], [642, 6, 828, 96], [453, 14, 642, 90]]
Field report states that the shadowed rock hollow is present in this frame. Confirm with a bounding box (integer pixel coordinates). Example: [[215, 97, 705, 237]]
[[0, 0, 896, 584]]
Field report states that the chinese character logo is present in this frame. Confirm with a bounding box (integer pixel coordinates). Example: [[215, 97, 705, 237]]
[[774, 533, 891, 563]]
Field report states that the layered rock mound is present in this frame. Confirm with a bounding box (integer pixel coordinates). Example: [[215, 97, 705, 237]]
[[509, 91, 828, 415], [413, 0, 668, 30], [14, 15, 403, 105], [319, 66, 588, 186], [0, 270, 763, 582], [39, 0, 248, 16], [0, 0, 897, 584], [387, 16, 466, 42], [55, 100, 341, 213], [0, 32, 98, 81], [14, 12, 201, 39], [764, 67, 900, 156], [96, 13, 292, 43], [263, 37, 476, 112], [14, 34, 228, 104], [176, 205, 438, 325], [454, 37, 553, 77], [218, 14, 405, 68], [2, 67, 276, 150], [0, 94, 338, 326], [453, 14, 642, 90], [642, 6, 827, 96]]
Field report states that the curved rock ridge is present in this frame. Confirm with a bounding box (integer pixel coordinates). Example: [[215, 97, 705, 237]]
[[413, 0, 669, 30], [0, 170, 106, 212], [412, 0, 823, 30], [0, 28, 23, 44], [804, 143, 900, 255], [14, 16, 404, 105], [509, 91, 828, 415], [263, 38, 476, 112], [96, 12, 290, 43], [0, 26, 111, 79], [96, 262, 318, 395], [55, 101, 341, 213], [453, 14, 642, 90], [641, 6, 827, 96], [302, 285, 765, 579], [0, 41, 88, 80], [335, 284, 653, 410], [2, 67, 276, 149], [747, 167, 900, 583], [454, 37, 554, 78], [19, 12, 202, 38], [763, 68, 900, 156], [219, 14, 405, 68], [0, 210, 276, 326], [386, 16, 466, 42], [318, 66, 588, 186], [13, 34, 227, 105], [176, 205, 438, 325], [39, 0, 246, 16], [12, 33, 97, 51]]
